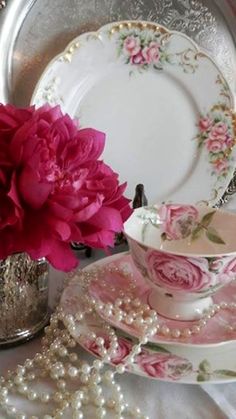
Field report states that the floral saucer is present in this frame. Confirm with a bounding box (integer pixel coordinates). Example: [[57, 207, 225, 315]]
[[60, 270, 236, 384], [31, 20, 235, 206], [85, 252, 236, 347]]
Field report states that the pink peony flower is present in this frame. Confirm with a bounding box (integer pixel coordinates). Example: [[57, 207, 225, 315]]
[[123, 36, 141, 56], [142, 41, 160, 64], [137, 352, 192, 380], [86, 335, 132, 365], [0, 104, 132, 271], [131, 51, 146, 65], [158, 204, 198, 240], [198, 117, 213, 132], [206, 139, 227, 153], [146, 250, 214, 291]]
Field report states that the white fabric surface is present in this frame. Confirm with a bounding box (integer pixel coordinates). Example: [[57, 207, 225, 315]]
[[0, 247, 236, 419]]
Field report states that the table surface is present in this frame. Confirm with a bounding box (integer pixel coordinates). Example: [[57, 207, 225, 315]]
[[1, 247, 236, 419]]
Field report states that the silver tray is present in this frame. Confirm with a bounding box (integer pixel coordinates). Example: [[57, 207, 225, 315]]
[[0, 0, 235, 204]]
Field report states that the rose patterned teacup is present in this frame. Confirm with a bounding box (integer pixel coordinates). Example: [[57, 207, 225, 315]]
[[124, 203, 236, 320]]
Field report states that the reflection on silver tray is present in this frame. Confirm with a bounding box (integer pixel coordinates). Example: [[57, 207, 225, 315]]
[[0, 0, 235, 204]]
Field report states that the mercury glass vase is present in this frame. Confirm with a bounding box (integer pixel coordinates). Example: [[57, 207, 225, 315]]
[[0, 253, 50, 347]]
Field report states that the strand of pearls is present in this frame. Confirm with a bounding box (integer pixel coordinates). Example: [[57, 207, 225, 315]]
[[0, 306, 149, 419], [79, 266, 236, 340], [0, 266, 235, 419]]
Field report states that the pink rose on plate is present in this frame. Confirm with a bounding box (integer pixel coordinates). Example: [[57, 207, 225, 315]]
[[158, 204, 198, 240], [131, 51, 146, 65], [206, 139, 226, 153], [137, 352, 192, 380], [209, 122, 228, 142], [123, 36, 141, 56], [198, 117, 213, 132], [213, 158, 229, 174], [86, 335, 132, 365], [146, 250, 213, 291], [142, 41, 160, 64]]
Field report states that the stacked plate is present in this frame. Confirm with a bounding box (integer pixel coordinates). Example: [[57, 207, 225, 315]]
[[31, 19, 236, 384]]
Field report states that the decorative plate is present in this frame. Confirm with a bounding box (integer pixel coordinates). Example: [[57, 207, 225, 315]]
[[60, 264, 236, 384], [31, 20, 236, 206], [85, 252, 236, 347]]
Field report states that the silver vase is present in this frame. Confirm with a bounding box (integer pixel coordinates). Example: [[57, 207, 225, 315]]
[[0, 253, 50, 347]]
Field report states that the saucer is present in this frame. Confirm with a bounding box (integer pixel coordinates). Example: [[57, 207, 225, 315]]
[[60, 269, 236, 384], [86, 252, 236, 347]]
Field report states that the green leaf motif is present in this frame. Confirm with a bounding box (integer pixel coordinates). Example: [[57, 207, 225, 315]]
[[206, 227, 226, 245], [201, 211, 216, 227], [144, 342, 170, 353], [197, 372, 211, 382], [191, 225, 203, 241], [213, 369, 236, 377], [198, 359, 211, 374]]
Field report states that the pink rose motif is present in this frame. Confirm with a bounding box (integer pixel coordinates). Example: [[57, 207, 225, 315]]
[[158, 204, 198, 240], [131, 51, 146, 65], [206, 139, 226, 153], [220, 256, 236, 282], [142, 41, 160, 64], [146, 250, 213, 291], [226, 136, 234, 148], [209, 122, 228, 142], [123, 36, 141, 56], [213, 158, 229, 174], [198, 117, 213, 132], [137, 352, 192, 380], [86, 335, 132, 365]]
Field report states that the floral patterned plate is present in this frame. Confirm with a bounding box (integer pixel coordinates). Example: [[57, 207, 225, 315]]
[[31, 20, 236, 206], [86, 252, 236, 347], [60, 267, 236, 384]]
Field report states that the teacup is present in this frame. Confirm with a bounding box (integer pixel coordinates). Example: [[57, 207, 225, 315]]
[[124, 203, 236, 320]]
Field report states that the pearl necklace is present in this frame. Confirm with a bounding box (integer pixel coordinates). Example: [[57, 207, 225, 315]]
[[78, 266, 236, 339], [0, 266, 236, 419]]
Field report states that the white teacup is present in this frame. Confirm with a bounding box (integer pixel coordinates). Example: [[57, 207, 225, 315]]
[[124, 203, 236, 320]]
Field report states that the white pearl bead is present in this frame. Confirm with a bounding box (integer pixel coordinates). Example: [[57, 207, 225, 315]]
[[28, 390, 38, 400], [71, 399, 82, 410], [182, 328, 192, 338], [104, 370, 114, 382], [80, 373, 89, 384], [72, 412, 83, 419], [0, 387, 8, 397], [95, 407, 106, 418], [81, 363, 91, 374], [116, 364, 125, 374], [68, 366, 78, 377], [6, 406, 17, 415], [93, 360, 103, 370], [43, 414, 53, 419], [16, 414, 27, 419], [171, 328, 181, 338], [41, 392, 50, 403], [191, 325, 201, 334], [14, 375, 24, 384], [57, 379, 66, 390], [96, 337, 105, 346], [69, 353, 78, 362], [161, 325, 170, 336], [18, 384, 28, 394], [53, 392, 63, 402]]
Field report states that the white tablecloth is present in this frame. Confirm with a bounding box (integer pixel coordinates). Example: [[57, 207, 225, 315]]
[[1, 246, 236, 419]]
